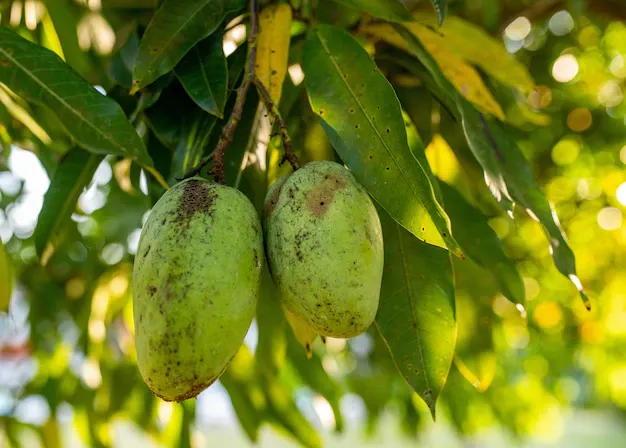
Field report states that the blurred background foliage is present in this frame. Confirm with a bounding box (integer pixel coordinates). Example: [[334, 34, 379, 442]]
[[1, 0, 626, 447]]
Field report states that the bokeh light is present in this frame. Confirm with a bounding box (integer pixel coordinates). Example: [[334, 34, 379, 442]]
[[597, 207, 623, 230], [552, 54, 579, 83], [505, 16, 532, 41]]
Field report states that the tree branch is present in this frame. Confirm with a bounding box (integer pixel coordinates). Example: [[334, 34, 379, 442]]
[[253, 78, 299, 171], [182, 0, 259, 183]]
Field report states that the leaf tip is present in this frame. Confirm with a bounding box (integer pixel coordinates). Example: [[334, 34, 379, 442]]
[[427, 401, 437, 421]]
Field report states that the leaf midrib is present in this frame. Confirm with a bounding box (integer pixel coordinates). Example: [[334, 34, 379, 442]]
[[314, 31, 422, 207], [194, 45, 218, 111], [0, 44, 128, 154], [396, 224, 431, 397]]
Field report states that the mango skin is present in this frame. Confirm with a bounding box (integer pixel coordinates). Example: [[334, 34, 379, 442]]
[[133, 178, 263, 401], [263, 161, 383, 338]]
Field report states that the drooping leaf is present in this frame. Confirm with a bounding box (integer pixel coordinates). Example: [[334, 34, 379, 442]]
[[286, 331, 344, 432], [393, 23, 589, 308], [256, 4, 292, 104], [477, 119, 589, 308], [366, 23, 505, 120], [175, 34, 228, 117], [0, 27, 151, 165], [439, 181, 525, 305], [375, 206, 457, 418], [413, 12, 534, 92], [0, 239, 14, 311], [35, 149, 104, 265], [302, 24, 458, 253], [333, 0, 413, 23], [391, 24, 512, 210], [132, 0, 246, 91]]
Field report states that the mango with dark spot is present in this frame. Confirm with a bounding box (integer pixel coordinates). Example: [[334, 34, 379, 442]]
[[263, 161, 383, 338], [133, 178, 263, 401]]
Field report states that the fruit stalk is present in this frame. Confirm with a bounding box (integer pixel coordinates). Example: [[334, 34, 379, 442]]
[[182, 0, 259, 183], [253, 77, 299, 171]]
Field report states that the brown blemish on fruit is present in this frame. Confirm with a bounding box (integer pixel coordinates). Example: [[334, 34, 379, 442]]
[[176, 180, 216, 228], [253, 248, 260, 268], [306, 175, 347, 217], [264, 181, 285, 219]]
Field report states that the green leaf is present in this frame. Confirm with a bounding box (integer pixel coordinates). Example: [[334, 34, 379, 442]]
[[256, 266, 287, 378], [35, 149, 103, 265], [439, 182, 525, 305], [391, 24, 512, 210], [175, 34, 228, 118], [46, 0, 95, 80], [302, 25, 458, 253], [476, 120, 589, 309], [263, 377, 322, 448], [286, 331, 345, 432], [109, 31, 140, 88], [170, 109, 217, 182], [393, 23, 588, 308], [132, 0, 246, 91], [255, 269, 321, 448], [403, 110, 442, 203], [220, 346, 264, 443], [0, 239, 13, 311], [430, 0, 446, 25], [0, 27, 151, 165], [333, 0, 413, 22], [375, 206, 457, 418]]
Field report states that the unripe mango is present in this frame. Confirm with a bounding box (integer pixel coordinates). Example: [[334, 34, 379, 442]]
[[133, 178, 263, 401], [263, 161, 383, 338]]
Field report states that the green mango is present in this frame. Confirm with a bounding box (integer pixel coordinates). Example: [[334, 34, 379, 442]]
[[133, 178, 263, 401], [264, 161, 383, 338]]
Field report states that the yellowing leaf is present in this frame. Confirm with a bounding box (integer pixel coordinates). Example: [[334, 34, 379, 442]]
[[413, 12, 534, 93], [425, 134, 460, 185], [366, 24, 505, 120], [256, 4, 292, 104], [0, 239, 13, 311]]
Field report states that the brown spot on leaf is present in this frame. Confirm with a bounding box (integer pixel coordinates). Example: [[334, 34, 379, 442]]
[[148, 285, 157, 295]]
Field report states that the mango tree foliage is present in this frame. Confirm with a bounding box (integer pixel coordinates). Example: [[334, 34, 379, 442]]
[[0, 0, 625, 447]]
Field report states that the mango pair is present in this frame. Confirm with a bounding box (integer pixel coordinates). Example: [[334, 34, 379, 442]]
[[132, 161, 383, 401]]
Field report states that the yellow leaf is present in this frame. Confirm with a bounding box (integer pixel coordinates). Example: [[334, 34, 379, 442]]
[[425, 134, 460, 185], [284, 308, 318, 359], [256, 4, 292, 104], [366, 23, 505, 120], [412, 12, 534, 93], [0, 239, 13, 311]]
